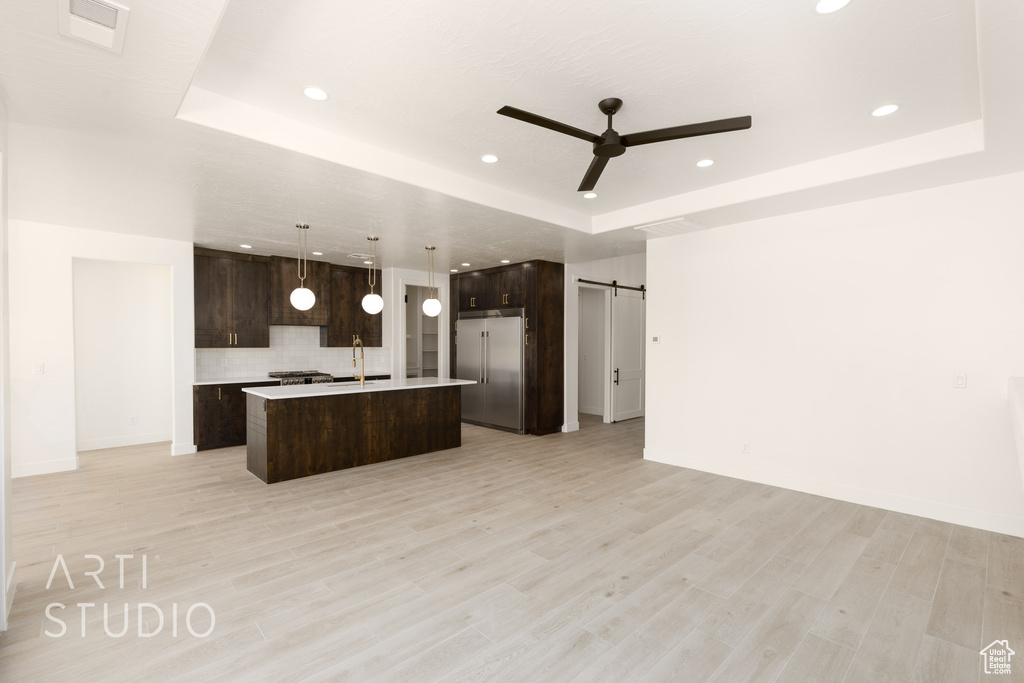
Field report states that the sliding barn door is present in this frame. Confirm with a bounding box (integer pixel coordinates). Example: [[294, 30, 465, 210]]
[[610, 289, 645, 422]]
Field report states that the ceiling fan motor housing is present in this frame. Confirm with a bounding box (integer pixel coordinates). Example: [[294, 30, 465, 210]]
[[595, 130, 626, 157]]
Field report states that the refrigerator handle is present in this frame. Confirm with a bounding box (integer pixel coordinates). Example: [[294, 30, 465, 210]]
[[479, 331, 485, 384], [483, 330, 489, 384]]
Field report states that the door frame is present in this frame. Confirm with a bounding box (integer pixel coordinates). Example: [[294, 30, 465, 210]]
[[577, 282, 614, 423]]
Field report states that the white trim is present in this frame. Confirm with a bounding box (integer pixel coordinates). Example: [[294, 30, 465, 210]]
[[12, 456, 79, 479], [3, 561, 15, 630], [562, 421, 580, 433], [77, 433, 172, 452], [644, 447, 1024, 538], [172, 442, 198, 456]]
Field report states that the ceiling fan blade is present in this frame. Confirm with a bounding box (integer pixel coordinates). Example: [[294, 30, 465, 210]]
[[621, 115, 752, 147], [498, 106, 601, 144], [577, 155, 610, 192]]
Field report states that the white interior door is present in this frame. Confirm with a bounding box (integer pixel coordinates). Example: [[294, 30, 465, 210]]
[[611, 289, 645, 422]]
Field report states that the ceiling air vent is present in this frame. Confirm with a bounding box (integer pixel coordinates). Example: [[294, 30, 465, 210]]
[[58, 0, 130, 54], [633, 217, 709, 238]]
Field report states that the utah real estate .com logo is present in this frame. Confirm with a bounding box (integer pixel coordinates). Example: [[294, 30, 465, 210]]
[[980, 640, 1015, 676], [43, 553, 215, 638]]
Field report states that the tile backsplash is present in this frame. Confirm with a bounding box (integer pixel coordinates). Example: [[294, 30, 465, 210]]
[[195, 326, 390, 380]]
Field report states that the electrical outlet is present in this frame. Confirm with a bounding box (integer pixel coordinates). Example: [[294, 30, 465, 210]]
[[741, 443, 750, 454], [129, 416, 137, 425], [221, 359, 228, 367], [953, 374, 967, 388]]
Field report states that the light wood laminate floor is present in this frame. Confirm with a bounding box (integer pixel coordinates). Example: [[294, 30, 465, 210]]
[[1, 416, 1021, 682]]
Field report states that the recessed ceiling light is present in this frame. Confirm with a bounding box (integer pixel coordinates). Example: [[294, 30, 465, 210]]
[[501, 260, 510, 264], [696, 159, 714, 168], [450, 269, 458, 273], [462, 263, 471, 267], [239, 244, 252, 249], [363, 260, 373, 265], [481, 154, 499, 163], [815, 0, 850, 14], [583, 192, 597, 199], [872, 104, 899, 117], [312, 251, 323, 256], [303, 87, 328, 101]]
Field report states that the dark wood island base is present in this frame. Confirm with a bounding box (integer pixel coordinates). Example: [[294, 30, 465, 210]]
[[246, 385, 461, 483]]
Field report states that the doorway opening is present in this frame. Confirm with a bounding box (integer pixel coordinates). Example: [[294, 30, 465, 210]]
[[576, 283, 646, 428], [72, 258, 173, 451], [405, 284, 439, 379]]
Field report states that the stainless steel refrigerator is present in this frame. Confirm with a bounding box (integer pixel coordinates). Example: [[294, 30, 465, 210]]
[[456, 309, 524, 433]]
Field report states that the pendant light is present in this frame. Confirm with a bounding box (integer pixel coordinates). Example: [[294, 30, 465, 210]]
[[361, 236, 384, 315], [422, 246, 441, 317], [290, 223, 316, 311]]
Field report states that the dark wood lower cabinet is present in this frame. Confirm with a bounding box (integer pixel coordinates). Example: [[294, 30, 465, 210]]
[[194, 381, 278, 451], [246, 387, 461, 483]]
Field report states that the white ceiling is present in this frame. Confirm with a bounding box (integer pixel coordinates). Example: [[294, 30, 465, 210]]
[[1, 0, 1022, 271]]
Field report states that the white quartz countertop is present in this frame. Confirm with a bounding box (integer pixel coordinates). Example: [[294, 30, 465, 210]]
[[193, 377, 278, 386], [242, 376, 475, 400], [193, 373, 390, 386]]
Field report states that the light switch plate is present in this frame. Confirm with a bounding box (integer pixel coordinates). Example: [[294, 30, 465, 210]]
[[953, 374, 967, 388]]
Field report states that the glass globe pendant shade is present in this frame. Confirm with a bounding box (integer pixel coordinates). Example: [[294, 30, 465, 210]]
[[422, 297, 442, 317], [290, 286, 316, 311], [362, 292, 384, 315]]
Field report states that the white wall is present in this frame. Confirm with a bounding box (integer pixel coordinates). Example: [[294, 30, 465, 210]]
[[578, 287, 606, 416], [0, 97, 15, 629], [645, 171, 1024, 537], [9, 221, 195, 478], [72, 259, 173, 451], [563, 251, 647, 432]]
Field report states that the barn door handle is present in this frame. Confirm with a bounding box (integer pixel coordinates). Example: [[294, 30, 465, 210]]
[[614, 369, 619, 386]]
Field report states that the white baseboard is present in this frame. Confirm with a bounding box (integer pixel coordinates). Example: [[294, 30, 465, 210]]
[[77, 432, 172, 452], [172, 442, 198, 456], [644, 447, 1024, 538], [12, 456, 78, 478], [562, 422, 580, 433], [2, 561, 15, 631], [579, 405, 602, 416]]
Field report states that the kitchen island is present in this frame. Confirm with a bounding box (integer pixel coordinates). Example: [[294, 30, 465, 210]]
[[242, 377, 475, 483]]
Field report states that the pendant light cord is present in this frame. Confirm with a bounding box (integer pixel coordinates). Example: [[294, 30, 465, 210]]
[[296, 223, 308, 287], [367, 237, 378, 294], [426, 246, 435, 297]]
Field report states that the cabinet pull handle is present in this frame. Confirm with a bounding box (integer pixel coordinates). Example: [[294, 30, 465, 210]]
[[234, 333, 238, 345], [525, 333, 529, 346], [525, 317, 529, 329], [470, 296, 475, 307], [228, 333, 232, 345], [218, 387, 222, 400]]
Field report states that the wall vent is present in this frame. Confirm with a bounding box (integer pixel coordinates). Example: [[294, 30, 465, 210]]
[[58, 0, 130, 54]]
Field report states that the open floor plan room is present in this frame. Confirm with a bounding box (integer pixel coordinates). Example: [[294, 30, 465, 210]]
[[1, 418, 1020, 682]]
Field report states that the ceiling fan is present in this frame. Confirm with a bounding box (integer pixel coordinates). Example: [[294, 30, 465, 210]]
[[497, 98, 752, 192]]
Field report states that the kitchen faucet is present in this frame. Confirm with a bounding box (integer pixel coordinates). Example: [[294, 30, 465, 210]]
[[352, 334, 365, 387]]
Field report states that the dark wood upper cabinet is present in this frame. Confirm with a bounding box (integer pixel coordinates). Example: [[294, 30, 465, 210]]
[[320, 265, 383, 347], [269, 256, 331, 326], [194, 249, 270, 348], [491, 267, 526, 309], [458, 273, 490, 310]]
